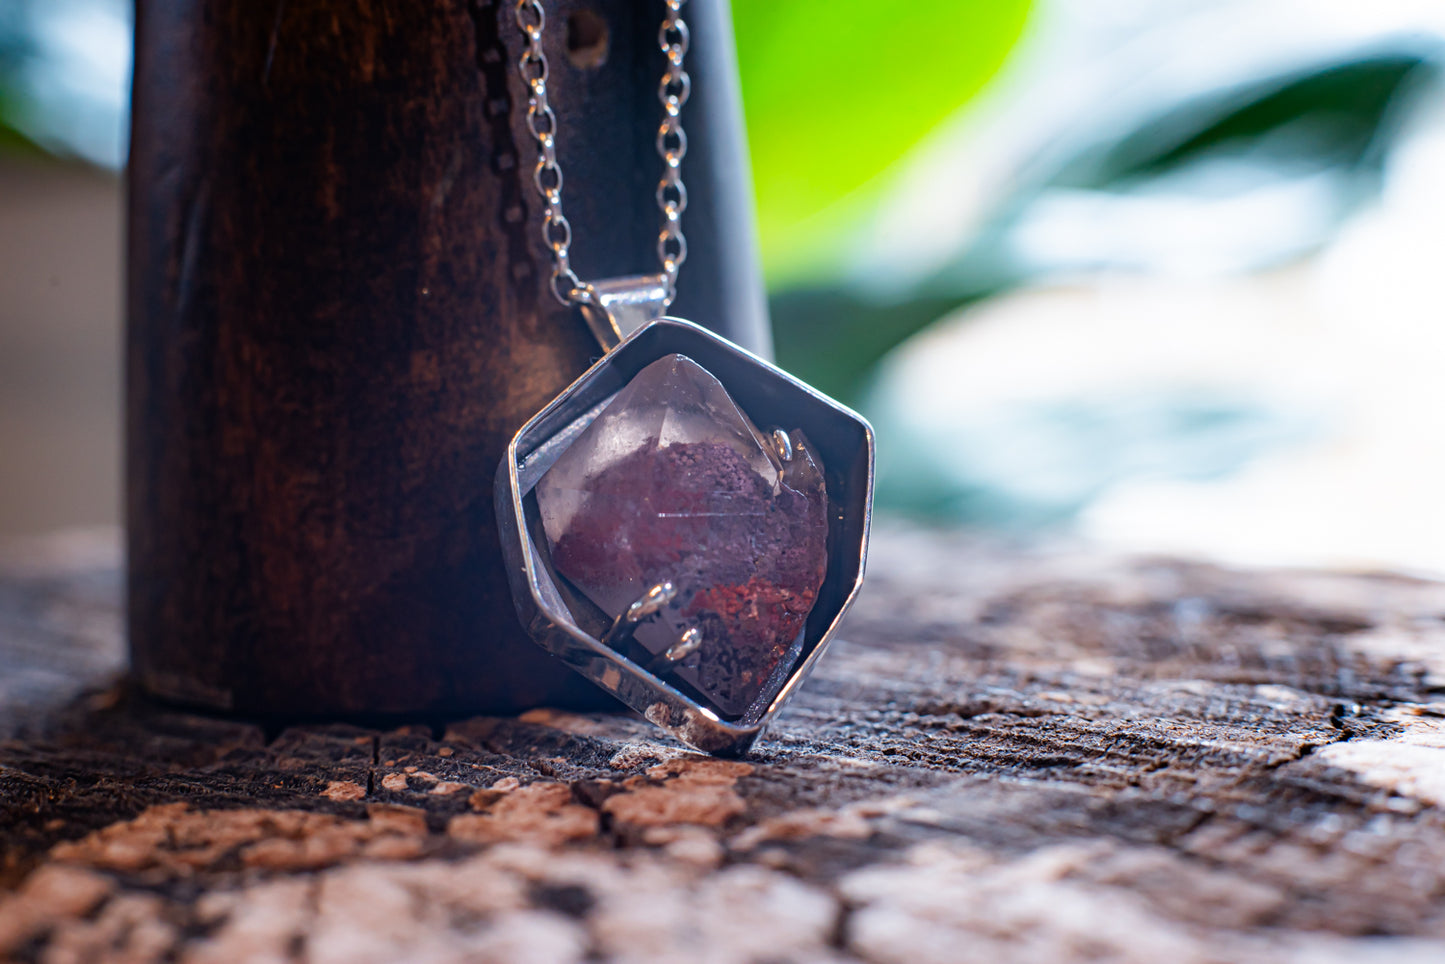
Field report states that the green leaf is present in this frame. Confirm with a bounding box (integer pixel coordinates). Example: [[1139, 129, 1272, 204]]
[[1054, 54, 1432, 190], [771, 50, 1440, 404], [732, 0, 1032, 281]]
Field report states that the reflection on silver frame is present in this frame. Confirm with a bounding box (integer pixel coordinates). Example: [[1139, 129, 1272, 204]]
[[495, 318, 874, 755]]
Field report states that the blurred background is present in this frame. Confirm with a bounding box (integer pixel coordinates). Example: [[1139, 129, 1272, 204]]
[[2, 0, 1443, 575]]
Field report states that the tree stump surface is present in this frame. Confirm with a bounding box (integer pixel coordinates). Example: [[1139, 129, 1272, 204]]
[[2, 526, 1444, 963]]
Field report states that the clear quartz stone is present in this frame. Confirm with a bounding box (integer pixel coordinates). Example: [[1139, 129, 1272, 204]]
[[536, 353, 829, 717]]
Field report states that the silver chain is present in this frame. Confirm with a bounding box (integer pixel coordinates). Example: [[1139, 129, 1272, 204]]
[[514, 0, 689, 307]]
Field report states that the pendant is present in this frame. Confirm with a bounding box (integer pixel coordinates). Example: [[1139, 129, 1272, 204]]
[[495, 275, 874, 755]]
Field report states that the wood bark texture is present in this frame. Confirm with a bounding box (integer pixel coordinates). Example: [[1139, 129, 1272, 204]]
[[4, 527, 1445, 962], [126, 0, 766, 719]]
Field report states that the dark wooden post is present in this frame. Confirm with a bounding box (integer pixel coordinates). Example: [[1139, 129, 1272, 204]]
[[126, 0, 767, 718]]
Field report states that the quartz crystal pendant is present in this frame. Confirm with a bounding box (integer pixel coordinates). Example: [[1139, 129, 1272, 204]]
[[536, 354, 829, 717], [496, 317, 873, 755]]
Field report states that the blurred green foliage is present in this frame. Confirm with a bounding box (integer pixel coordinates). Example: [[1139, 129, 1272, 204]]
[[732, 0, 1032, 282], [0, 11, 38, 156], [770, 51, 1440, 404], [1053, 56, 1428, 190]]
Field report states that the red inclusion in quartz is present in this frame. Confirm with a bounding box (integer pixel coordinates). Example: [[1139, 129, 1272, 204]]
[[538, 356, 829, 716]]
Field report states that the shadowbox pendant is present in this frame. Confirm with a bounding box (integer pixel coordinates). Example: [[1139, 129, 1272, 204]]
[[494, 0, 873, 755]]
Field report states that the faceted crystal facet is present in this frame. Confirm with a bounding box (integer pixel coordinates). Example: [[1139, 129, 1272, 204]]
[[535, 353, 829, 716]]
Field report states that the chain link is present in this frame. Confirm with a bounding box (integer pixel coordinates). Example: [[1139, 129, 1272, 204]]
[[514, 0, 689, 307], [655, 1, 689, 294], [514, 0, 583, 304]]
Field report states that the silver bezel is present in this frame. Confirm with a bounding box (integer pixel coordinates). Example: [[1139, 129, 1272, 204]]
[[495, 318, 874, 755]]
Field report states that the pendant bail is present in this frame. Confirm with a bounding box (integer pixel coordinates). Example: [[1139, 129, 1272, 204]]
[[579, 274, 672, 351]]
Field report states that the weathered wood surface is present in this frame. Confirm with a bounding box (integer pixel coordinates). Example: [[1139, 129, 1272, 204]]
[[3, 526, 1445, 962]]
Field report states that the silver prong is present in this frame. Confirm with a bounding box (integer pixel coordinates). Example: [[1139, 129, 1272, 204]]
[[627, 581, 677, 620], [769, 427, 794, 463], [602, 581, 677, 648], [658, 627, 704, 668]]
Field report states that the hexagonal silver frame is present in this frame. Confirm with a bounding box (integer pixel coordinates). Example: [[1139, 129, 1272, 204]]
[[495, 318, 874, 755]]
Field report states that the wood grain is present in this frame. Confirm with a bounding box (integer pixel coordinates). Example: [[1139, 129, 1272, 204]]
[[125, 0, 767, 718], [3, 526, 1444, 962]]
